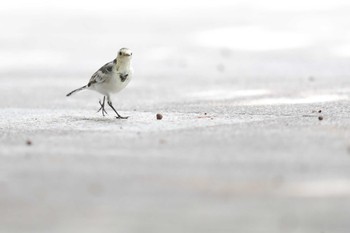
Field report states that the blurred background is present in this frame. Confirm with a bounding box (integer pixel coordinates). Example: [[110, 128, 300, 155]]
[[1, 1, 350, 233], [1, 0, 350, 108]]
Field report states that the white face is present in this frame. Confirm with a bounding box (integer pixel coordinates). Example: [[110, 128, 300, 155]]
[[118, 48, 133, 58]]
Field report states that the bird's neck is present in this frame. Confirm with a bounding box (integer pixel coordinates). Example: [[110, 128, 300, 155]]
[[116, 59, 131, 72]]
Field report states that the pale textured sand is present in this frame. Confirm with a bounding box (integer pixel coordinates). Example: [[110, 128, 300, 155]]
[[1, 1, 350, 232]]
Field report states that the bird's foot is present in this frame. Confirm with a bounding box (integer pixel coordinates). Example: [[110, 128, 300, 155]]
[[97, 99, 108, 117], [116, 115, 129, 120], [106, 100, 128, 119]]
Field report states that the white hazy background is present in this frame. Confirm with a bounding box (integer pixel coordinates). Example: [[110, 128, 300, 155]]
[[1, 0, 350, 80]]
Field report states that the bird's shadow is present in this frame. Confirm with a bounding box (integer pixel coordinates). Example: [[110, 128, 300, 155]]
[[69, 115, 128, 124]]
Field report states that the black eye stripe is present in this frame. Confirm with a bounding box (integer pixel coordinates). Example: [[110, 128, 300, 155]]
[[119, 51, 132, 56]]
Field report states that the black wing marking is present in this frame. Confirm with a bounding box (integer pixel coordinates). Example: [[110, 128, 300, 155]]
[[87, 61, 114, 87], [100, 62, 113, 73]]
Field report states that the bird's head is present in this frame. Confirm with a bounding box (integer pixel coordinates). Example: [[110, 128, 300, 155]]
[[117, 48, 133, 60]]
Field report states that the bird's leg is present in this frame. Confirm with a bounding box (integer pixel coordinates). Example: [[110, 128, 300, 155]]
[[97, 96, 108, 116], [107, 100, 128, 119]]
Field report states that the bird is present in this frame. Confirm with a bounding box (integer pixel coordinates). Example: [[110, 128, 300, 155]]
[[66, 48, 133, 119]]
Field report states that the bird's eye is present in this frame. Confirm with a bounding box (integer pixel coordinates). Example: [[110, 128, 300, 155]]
[[119, 52, 122, 56]]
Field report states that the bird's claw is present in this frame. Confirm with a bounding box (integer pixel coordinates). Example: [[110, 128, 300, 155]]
[[116, 115, 129, 119], [97, 99, 108, 116]]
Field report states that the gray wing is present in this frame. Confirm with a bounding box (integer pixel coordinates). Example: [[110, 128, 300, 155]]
[[87, 61, 115, 87]]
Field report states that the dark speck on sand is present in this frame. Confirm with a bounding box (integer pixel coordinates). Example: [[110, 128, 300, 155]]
[[156, 113, 163, 120]]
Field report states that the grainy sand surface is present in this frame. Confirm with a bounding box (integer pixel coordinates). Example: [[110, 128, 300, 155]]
[[1, 1, 350, 232]]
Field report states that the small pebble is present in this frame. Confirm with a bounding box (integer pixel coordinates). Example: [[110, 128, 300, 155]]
[[26, 140, 32, 146], [318, 116, 323, 121], [318, 110, 322, 113], [156, 113, 163, 120]]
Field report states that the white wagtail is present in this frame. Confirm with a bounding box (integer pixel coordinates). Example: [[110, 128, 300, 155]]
[[66, 48, 133, 119]]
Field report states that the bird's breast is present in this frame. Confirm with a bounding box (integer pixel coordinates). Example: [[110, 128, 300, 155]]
[[105, 70, 132, 93]]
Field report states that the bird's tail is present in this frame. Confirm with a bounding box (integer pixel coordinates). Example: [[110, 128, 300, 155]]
[[66, 85, 87, 97]]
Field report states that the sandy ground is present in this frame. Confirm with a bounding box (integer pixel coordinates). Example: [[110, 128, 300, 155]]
[[1, 1, 350, 233]]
